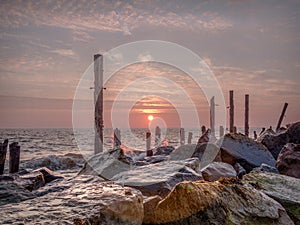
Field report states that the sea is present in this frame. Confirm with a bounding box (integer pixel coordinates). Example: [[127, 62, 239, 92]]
[[0, 127, 260, 161]]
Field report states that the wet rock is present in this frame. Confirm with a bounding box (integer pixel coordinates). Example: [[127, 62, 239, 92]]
[[201, 162, 237, 182], [154, 146, 174, 156], [0, 177, 144, 225], [78, 149, 131, 180], [111, 158, 202, 197], [243, 171, 300, 224], [169, 144, 196, 161], [0, 182, 36, 206], [145, 179, 293, 225], [253, 163, 279, 174], [192, 142, 222, 169], [217, 133, 276, 172], [276, 143, 300, 178], [234, 162, 247, 178], [260, 121, 300, 159]]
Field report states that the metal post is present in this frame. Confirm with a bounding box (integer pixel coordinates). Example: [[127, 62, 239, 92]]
[[245, 94, 249, 136], [276, 103, 288, 131], [229, 90, 234, 133]]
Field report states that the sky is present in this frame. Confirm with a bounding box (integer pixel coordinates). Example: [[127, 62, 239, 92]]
[[0, 0, 299, 129]]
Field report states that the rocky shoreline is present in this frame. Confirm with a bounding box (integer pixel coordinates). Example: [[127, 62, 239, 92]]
[[0, 122, 299, 224]]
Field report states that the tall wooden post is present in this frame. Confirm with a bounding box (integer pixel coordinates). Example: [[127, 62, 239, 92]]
[[219, 126, 224, 137], [210, 96, 215, 136], [187, 132, 193, 144], [229, 90, 234, 133], [0, 139, 8, 175], [180, 128, 185, 145], [94, 54, 103, 154], [146, 132, 151, 151], [276, 103, 288, 131], [9, 142, 20, 174], [245, 94, 249, 136]]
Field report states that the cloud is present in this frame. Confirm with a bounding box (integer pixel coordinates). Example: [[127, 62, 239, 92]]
[[50, 49, 77, 58]]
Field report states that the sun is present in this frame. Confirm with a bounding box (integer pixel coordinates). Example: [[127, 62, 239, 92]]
[[147, 115, 154, 121]]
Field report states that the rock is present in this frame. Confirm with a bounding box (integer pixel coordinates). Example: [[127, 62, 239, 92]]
[[78, 149, 131, 180], [169, 144, 196, 161], [145, 155, 169, 164], [253, 163, 279, 174], [143, 195, 162, 224], [145, 179, 293, 225], [33, 167, 64, 183], [260, 121, 300, 159], [201, 162, 237, 181], [154, 146, 174, 156], [111, 158, 202, 197], [0, 177, 144, 225], [196, 128, 216, 144], [257, 128, 276, 142], [276, 143, 300, 178], [0, 182, 36, 206], [192, 142, 222, 169], [243, 171, 300, 224], [15, 171, 45, 191], [217, 133, 276, 172], [233, 162, 247, 178]]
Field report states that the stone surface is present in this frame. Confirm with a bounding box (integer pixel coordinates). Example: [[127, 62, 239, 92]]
[[143, 195, 162, 224], [0, 176, 144, 225], [196, 128, 216, 144], [233, 162, 247, 178], [33, 167, 64, 183], [260, 121, 300, 159], [144, 155, 169, 164], [243, 171, 300, 224], [253, 163, 279, 174], [276, 143, 300, 178], [145, 179, 293, 225], [111, 158, 202, 197], [169, 144, 196, 161], [201, 162, 237, 182], [192, 142, 222, 169], [78, 149, 131, 180], [154, 146, 174, 156], [15, 170, 45, 191], [217, 133, 276, 172]]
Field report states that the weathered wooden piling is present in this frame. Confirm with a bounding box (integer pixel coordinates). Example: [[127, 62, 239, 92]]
[[187, 132, 193, 144], [233, 126, 237, 134], [210, 96, 215, 136], [9, 142, 20, 174], [180, 128, 185, 145], [113, 128, 121, 149], [0, 139, 8, 175], [219, 126, 224, 137], [229, 90, 234, 133], [201, 125, 206, 134], [94, 54, 104, 154], [276, 103, 288, 131], [146, 132, 151, 150], [245, 94, 249, 136], [155, 126, 161, 147]]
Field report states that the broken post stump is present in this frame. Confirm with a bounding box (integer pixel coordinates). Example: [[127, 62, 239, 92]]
[[9, 142, 20, 174], [201, 125, 206, 134], [146, 131, 151, 151], [219, 126, 224, 137], [155, 126, 161, 147], [180, 128, 185, 145], [0, 139, 9, 175], [187, 132, 193, 144], [113, 128, 121, 149]]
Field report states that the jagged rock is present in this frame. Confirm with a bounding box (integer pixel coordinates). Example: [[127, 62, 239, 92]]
[[260, 121, 300, 159], [257, 128, 276, 142], [15, 171, 45, 191], [276, 143, 300, 178], [0, 182, 36, 206], [196, 128, 216, 144], [33, 167, 63, 183], [145, 155, 169, 164], [192, 142, 222, 169], [234, 162, 247, 178], [143, 195, 162, 224], [154, 146, 174, 156], [169, 144, 196, 161], [253, 163, 279, 174], [78, 149, 131, 180], [0, 177, 144, 225], [111, 158, 202, 197], [201, 162, 237, 181], [243, 171, 300, 224], [144, 179, 293, 225], [216, 133, 276, 172]]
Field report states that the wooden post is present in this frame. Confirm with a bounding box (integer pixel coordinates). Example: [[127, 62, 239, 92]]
[[219, 126, 224, 137], [94, 54, 104, 154], [245, 94, 249, 136], [9, 142, 20, 174], [113, 128, 121, 149], [187, 132, 193, 144], [201, 125, 206, 134], [180, 128, 185, 145], [155, 126, 161, 147], [210, 96, 215, 136], [0, 139, 8, 175], [229, 90, 234, 133], [233, 126, 237, 134], [276, 103, 288, 131], [146, 132, 151, 150]]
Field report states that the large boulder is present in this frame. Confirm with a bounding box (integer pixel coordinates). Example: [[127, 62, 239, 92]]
[[217, 133, 276, 172], [0, 176, 144, 225], [260, 121, 300, 159], [192, 142, 222, 169], [243, 171, 300, 224], [78, 149, 131, 179], [144, 179, 293, 225], [201, 162, 237, 182], [154, 146, 174, 156], [169, 144, 196, 161], [111, 158, 202, 197], [276, 143, 300, 178]]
